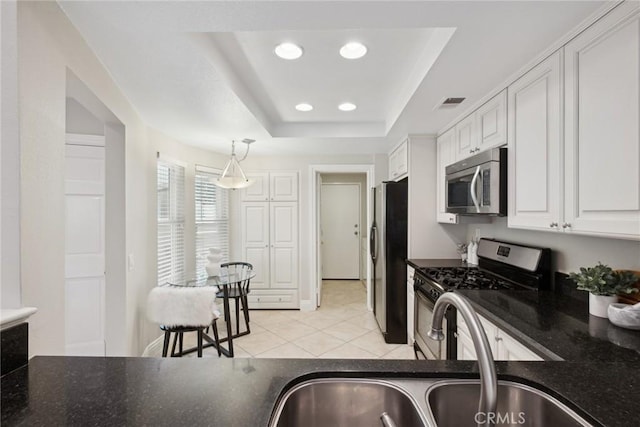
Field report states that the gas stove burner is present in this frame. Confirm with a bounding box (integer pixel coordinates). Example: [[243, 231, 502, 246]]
[[417, 266, 517, 291]]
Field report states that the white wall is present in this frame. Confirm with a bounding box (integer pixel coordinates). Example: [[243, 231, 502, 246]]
[[66, 97, 104, 135], [16, 2, 225, 356], [407, 136, 467, 259], [467, 218, 640, 273], [1, 0, 21, 309]]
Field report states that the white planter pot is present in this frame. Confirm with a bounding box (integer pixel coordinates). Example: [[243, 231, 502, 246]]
[[589, 293, 617, 318]]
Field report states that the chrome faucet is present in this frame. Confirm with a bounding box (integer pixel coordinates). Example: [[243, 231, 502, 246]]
[[428, 292, 498, 427]]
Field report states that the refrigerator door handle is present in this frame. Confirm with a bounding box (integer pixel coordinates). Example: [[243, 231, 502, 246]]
[[370, 224, 378, 262]]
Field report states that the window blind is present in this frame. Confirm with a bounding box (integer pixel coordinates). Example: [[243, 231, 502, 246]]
[[157, 160, 185, 285], [195, 167, 230, 275]]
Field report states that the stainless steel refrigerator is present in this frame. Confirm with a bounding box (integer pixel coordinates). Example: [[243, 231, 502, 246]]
[[369, 179, 408, 344]]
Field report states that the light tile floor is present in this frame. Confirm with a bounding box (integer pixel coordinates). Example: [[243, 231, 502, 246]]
[[161, 280, 415, 359]]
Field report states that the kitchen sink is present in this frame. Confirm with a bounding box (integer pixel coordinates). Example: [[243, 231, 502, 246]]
[[269, 378, 427, 427], [427, 380, 593, 427], [270, 377, 598, 427]]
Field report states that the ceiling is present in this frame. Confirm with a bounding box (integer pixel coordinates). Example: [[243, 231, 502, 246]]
[[58, 1, 606, 155]]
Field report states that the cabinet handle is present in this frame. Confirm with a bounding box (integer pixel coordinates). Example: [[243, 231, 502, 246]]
[[495, 336, 502, 342], [549, 222, 558, 228], [469, 149, 474, 154], [562, 223, 571, 229]]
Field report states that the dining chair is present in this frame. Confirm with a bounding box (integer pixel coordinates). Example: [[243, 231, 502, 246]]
[[218, 262, 253, 335], [147, 286, 222, 357]]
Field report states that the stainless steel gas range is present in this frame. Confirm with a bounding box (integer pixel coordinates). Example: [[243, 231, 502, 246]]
[[413, 238, 551, 360]]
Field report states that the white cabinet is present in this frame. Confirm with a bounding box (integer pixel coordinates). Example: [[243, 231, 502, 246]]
[[242, 172, 298, 202], [241, 172, 299, 308], [455, 90, 507, 160], [457, 312, 543, 361], [388, 139, 409, 181], [269, 202, 298, 289], [454, 114, 476, 159], [476, 89, 508, 152], [508, 2, 640, 240], [507, 51, 563, 231], [241, 203, 270, 290], [407, 266, 415, 344], [563, 1, 640, 240]]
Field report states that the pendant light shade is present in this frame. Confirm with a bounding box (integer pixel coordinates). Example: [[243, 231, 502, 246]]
[[215, 139, 255, 189]]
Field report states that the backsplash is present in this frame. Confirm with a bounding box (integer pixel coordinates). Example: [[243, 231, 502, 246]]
[[468, 217, 640, 273]]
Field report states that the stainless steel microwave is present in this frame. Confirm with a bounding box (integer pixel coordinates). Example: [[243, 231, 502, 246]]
[[445, 147, 507, 215]]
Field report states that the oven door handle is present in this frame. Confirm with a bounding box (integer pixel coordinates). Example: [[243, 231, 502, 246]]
[[470, 166, 481, 213]]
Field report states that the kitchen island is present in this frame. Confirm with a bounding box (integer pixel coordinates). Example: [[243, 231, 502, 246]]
[[1, 355, 639, 426]]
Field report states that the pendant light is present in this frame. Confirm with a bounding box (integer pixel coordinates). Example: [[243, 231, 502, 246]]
[[215, 139, 255, 189]]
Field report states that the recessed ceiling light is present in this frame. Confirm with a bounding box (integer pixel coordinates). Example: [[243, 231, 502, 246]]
[[274, 43, 303, 60], [338, 102, 357, 112], [295, 103, 313, 112], [339, 42, 367, 59]]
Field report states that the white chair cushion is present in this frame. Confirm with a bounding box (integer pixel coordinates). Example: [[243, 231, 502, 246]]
[[147, 286, 220, 327]]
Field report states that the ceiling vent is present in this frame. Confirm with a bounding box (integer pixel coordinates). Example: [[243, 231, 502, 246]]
[[435, 97, 466, 110]]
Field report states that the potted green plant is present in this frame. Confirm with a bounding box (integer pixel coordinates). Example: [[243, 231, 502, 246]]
[[569, 262, 639, 318]]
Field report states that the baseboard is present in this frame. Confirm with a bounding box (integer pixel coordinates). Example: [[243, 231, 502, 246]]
[[299, 299, 316, 312], [142, 335, 164, 357]]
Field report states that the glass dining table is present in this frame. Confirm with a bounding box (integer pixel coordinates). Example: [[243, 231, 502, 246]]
[[165, 268, 255, 357]]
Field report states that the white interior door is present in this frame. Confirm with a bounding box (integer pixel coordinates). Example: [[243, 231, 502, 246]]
[[65, 143, 106, 356], [321, 184, 360, 279]]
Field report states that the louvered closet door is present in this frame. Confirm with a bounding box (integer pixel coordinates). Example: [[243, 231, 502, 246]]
[[270, 202, 298, 289], [241, 202, 270, 289]]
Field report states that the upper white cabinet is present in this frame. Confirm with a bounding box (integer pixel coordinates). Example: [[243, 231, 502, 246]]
[[508, 51, 563, 231], [242, 172, 298, 202], [388, 139, 409, 181], [455, 90, 507, 159], [454, 114, 476, 159], [563, 1, 640, 240], [508, 2, 640, 240], [476, 89, 508, 152]]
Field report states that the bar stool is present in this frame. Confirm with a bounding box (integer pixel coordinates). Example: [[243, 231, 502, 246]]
[[218, 262, 253, 335], [147, 286, 221, 357]]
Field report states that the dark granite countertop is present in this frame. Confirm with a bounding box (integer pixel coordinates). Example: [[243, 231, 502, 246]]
[[407, 259, 640, 363], [2, 356, 639, 426], [458, 289, 640, 363]]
